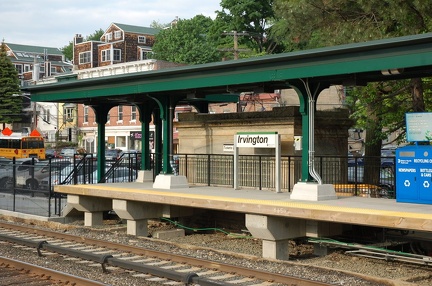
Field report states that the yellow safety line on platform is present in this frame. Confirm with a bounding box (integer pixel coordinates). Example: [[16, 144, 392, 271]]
[[69, 185, 431, 220]]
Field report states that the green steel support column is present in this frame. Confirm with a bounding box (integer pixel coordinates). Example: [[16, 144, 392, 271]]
[[290, 82, 327, 183], [298, 90, 312, 182], [153, 108, 162, 175], [92, 104, 115, 182], [137, 103, 154, 170], [149, 95, 173, 175]]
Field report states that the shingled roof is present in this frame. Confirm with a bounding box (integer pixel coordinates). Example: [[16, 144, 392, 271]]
[[111, 23, 160, 35]]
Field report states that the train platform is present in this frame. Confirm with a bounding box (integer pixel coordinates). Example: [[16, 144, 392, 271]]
[[54, 180, 432, 260]]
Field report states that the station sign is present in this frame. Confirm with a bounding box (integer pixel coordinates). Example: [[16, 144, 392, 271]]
[[235, 132, 278, 148]]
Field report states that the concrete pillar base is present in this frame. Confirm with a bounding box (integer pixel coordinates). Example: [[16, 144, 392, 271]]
[[313, 243, 334, 256], [262, 239, 290, 260], [246, 214, 306, 261], [127, 219, 148, 236], [136, 170, 153, 182], [290, 182, 337, 201], [153, 174, 189, 189], [84, 211, 103, 227]]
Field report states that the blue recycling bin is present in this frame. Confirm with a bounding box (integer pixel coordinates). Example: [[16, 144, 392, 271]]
[[396, 145, 432, 204]]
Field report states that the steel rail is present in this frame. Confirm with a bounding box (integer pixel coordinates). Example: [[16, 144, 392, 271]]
[[0, 256, 107, 286], [0, 221, 330, 286]]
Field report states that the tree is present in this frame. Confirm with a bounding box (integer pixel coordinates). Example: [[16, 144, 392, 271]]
[[272, 0, 432, 185], [273, 0, 432, 140], [0, 41, 23, 127], [152, 15, 221, 64], [216, 0, 282, 55], [61, 29, 104, 61]]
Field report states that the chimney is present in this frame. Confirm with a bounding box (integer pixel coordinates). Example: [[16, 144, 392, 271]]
[[74, 34, 83, 44]]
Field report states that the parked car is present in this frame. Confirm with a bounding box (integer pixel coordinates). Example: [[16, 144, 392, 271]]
[[0, 158, 39, 190], [105, 149, 122, 162], [40, 166, 134, 190], [119, 150, 141, 168], [347, 166, 395, 198], [59, 147, 77, 159], [381, 149, 396, 167], [45, 149, 58, 159]]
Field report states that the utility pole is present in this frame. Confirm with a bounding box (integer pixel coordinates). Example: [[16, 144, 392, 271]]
[[221, 31, 250, 60]]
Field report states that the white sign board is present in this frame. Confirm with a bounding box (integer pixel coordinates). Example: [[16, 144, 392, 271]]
[[235, 132, 278, 148], [406, 112, 432, 142], [234, 132, 281, 193], [223, 144, 234, 152]]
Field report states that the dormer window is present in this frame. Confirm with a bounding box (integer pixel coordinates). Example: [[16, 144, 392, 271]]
[[114, 31, 122, 39], [106, 32, 112, 42], [138, 36, 146, 44]]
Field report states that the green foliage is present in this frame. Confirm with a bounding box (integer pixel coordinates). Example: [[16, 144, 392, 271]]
[[61, 29, 104, 62], [0, 41, 23, 124], [152, 15, 221, 64], [61, 41, 73, 61], [150, 20, 170, 29], [217, 0, 282, 54], [273, 0, 432, 152]]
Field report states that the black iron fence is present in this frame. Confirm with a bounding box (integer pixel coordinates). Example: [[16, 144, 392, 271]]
[[174, 154, 395, 198], [0, 153, 395, 217]]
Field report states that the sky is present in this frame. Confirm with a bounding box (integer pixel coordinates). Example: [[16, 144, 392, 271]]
[[0, 0, 222, 49]]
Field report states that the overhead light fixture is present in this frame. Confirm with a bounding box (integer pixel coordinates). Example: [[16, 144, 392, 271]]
[[381, 68, 404, 76]]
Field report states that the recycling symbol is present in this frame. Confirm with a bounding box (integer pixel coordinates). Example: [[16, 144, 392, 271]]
[[404, 180, 410, 187], [423, 181, 430, 188]]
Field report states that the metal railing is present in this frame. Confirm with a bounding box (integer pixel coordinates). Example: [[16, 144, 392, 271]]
[[0, 153, 395, 217], [150, 153, 395, 197]]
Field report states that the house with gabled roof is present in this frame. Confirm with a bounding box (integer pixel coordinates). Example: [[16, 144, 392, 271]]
[[5, 43, 72, 143], [73, 22, 160, 70], [4, 43, 72, 85]]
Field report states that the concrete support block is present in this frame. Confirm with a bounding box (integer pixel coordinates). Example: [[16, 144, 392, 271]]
[[246, 214, 306, 261], [66, 195, 111, 227], [112, 200, 165, 237], [153, 229, 185, 239], [262, 240, 290, 260], [246, 214, 305, 240], [127, 219, 148, 236], [153, 174, 189, 189], [314, 244, 331, 256], [290, 183, 337, 201], [84, 211, 103, 227], [112, 200, 163, 220], [67, 195, 112, 212], [162, 205, 194, 218], [306, 221, 343, 238], [136, 170, 154, 182]]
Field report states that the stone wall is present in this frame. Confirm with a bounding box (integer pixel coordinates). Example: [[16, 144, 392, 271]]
[[177, 106, 352, 157]]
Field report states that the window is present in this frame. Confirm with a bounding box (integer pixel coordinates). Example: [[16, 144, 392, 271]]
[[14, 64, 23, 74], [113, 49, 121, 61], [140, 48, 152, 60], [131, 106, 137, 121], [24, 64, 31, 72], [118, 106, 123, 121], [43, 109, 50, 124], [138, 36, 146, 44], [114, 31, 122, 39], [79, 51, 91, 64], [101, 50, 111, 62], [116, 136, 126, 148], [84, 106, 89, 123], [106, 32, 112, 41], [65, 108, 73, 121]]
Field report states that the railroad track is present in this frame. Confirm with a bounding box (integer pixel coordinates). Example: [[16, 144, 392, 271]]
[[0, 256, 106, 285], [0, 221, 331, 286]]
